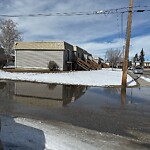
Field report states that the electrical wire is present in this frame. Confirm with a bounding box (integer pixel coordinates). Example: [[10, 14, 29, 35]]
[[116, 11, 121, 40], [0, 6, 149, 18]]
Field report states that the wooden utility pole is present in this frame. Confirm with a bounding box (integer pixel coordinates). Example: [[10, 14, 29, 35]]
[[122, 0, 133, 88]]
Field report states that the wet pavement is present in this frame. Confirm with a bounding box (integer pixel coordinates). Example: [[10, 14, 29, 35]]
[[0, 80, 150, 148]]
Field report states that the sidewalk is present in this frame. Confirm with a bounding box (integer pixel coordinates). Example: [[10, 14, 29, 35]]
[[128, 71, 150, 87]]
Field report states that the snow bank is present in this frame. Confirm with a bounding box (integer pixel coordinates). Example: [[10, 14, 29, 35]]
[[0, 69, 136, 86]]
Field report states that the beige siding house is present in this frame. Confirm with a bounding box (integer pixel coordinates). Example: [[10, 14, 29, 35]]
[[14, 41, 74, 71], [13, 41, 100, 71]]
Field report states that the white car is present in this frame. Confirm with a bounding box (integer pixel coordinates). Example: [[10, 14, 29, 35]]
[[133, 66, 144, 74]]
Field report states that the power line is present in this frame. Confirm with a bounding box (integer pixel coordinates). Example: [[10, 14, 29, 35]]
[[0, 6, 149, 18], [121, 12, 125, 45]]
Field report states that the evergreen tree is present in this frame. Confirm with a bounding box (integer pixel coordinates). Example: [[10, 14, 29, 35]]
[[139, 48, 145, 66]]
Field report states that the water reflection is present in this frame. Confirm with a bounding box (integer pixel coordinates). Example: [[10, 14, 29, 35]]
[[121, 88, 126, 105], [0, 81, 6, 89], [90, 86, 150, 107], [0, 80, 150, 115], [0, 81, 150, 140], [13, 82, 87, 107]]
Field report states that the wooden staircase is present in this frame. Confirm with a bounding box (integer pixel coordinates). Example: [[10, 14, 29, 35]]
[[87, 59, 101, 70], [76, 57, 101, 71], [101, 62, 109, 68]]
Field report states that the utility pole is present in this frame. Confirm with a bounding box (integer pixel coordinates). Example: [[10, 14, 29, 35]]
[[122, 0, 133, 88]]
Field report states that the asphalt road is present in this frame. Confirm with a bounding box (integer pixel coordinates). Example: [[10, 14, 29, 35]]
[[144, 69, 150, 75]]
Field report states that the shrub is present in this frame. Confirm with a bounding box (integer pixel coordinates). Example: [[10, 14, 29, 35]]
[[48, 61, 59, 71], [0, 60, 7, 69]]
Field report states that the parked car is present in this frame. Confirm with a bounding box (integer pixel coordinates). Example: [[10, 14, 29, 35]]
[[133, 66, 144, 74], [128, 66, 133, 70]]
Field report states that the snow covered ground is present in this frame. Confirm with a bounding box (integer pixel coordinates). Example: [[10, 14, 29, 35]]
[[141, 76, 150, 82], [0, 69, 136, 87], [0, 115, 147, 150]]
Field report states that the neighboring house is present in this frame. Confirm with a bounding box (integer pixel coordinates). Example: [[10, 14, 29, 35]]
[[131, 60, 150, 68], [14, 41, 74, 71], [73, 46, 93, 70], [144, 61, 150, 68], [73, 46, 101, 70], [116, 61, 123, 69], [132, 61, 140, 67], [93, 57, 104, 68], [73, 46, 92, 60], [93, 57, 104, 64], [102, 61, 110, 68]]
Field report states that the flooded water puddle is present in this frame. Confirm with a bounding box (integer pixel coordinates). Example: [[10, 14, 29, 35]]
[[0, 80, 150, 140]]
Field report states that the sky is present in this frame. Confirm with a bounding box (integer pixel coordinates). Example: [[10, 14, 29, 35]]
[[0, 0, 150, 60]]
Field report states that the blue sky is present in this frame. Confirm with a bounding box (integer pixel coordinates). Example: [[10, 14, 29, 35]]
[[0, 0, 150, 60]]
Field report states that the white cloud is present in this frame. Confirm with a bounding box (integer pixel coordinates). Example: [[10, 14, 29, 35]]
[[79, 39, 123, 58], [0, 0, 150, 59], [79, 35, 150, 60], [131, 35, 150, 60]]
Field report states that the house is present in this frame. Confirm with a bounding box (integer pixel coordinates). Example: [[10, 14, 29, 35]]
[[73, 46, 92, 70], [13, 41, 100, 71], [73, 46, 92, 60], [73, 46, 101, 70], [131, 57, 150, 68], [93, 57, 104, 64], [144, 61, 150, 68], [14, 41, 75, 71]]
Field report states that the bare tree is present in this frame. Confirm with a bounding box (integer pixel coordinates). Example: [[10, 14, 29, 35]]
[[0, 19, 22, 55], [105, 49, 122, 70]]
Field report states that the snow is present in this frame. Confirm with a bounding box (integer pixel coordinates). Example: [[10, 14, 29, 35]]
[[0, 116, 144, 150], [0, 116, 109, 150], [0, 69, 136, 86], [141, 76, 150, 82]]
